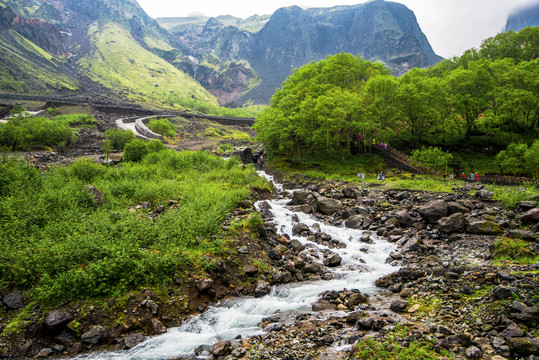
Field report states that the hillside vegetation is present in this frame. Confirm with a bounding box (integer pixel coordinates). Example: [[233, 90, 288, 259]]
[[78, 22, 217, 108], [0, 151, 269, 303]]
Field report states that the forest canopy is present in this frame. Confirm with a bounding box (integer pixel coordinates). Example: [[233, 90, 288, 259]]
[[253, 27, 539, 161]]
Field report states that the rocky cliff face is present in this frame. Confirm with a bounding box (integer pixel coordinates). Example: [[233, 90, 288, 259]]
[[166, 0, 443, 105], [505, 2, 539, 32]]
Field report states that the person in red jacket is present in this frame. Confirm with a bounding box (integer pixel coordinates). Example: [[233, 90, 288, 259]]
[[474, 172, 480, 180]]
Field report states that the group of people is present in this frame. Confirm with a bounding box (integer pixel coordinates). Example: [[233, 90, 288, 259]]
[[358, 133, 388, 150], [461, 172, 480, 180]]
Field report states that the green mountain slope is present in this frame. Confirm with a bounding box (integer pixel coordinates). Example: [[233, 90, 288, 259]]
[[0, 29, 78, 94], [78, 22, 217, 107]]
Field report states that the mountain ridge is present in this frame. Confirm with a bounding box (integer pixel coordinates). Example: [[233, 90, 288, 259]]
[[160, 0, 443, 105]]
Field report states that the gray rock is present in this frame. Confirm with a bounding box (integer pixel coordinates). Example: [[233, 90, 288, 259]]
[[518, 201, 538, 209], [521, 208, 539, 224], [401, 237, 421, 254], [447, 201, 470, 214], [465, 346, 482, 359], [419, 200, 448, 223], [197, 278, 214, 293], [243, 265, 259, 275], [238, 246, 249, 254], [287, 204, 315, 214], [325, 253, 342, 267], [289, 239, 305, 252], [344, 215, 364, 229], [44, 309, 73, 331], [212, 340, 231, 357], [475, 189, 493, 199], [467, 221, 502, 235], [389, 299, 408, 312], [312, 299, 337, 311], [303, 263, 321, 274], [348, 292, 369, 307], [394, 210, 414, 227], [292, 223, 310, 235], [2, 291, 23, 310], [438, 213, 467, 233], [493, 286, 515, 300], [500, 323, 524, 339], [316, 196, 342, 215], [506, 337, 539, 356], [447, 333, 472, 347], [274, 271, 292, 283], [86, 185, 104, 204], [81, 325, 106, 345], [255, 280, 271, 297], [148, 318, 166, 335], [124, 333, 146, 349], [35, 348, 53, 358], [506, 229, 539, 241]]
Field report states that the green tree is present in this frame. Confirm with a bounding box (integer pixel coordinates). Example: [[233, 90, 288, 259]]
[[101, 140, 113, 163], [524, 140, 539, 178], [253, 53, 388, 159], [496, 142, 528, 176], [104, 128, 136, 150]]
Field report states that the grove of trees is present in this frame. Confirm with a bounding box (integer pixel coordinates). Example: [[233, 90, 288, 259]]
[[254, 27, 539, 169]]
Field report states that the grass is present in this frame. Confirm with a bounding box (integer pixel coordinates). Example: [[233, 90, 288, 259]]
[[0, 151, 270, 303], [267, 153, 386, 182], [351, 324, 448, 360], [486, 184, 539, 208], [492, 237, 539, 265]]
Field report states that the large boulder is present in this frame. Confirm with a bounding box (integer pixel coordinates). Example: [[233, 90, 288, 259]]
[[521, 208, 539, 225], [254, 280, 271, 297], [344, 215, 364, 229], [467, 221, 503, 235], [447, 201, 470, 215], [2, 291, 23, 310], [212, 340, 232, 357], [81, 325, 106, 345], [394, 210, 414, 228], [316, 197, 342, 215], [438, 213, 467, 233], [289, 191, 317, 208], [419, 200, 447, 223], [44, 309, 73, 332]]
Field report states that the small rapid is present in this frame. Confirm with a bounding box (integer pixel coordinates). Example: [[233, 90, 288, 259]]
[[76, 172, 398, 360]]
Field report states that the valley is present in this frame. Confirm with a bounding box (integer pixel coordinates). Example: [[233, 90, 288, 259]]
[[0, 0, 538, 359]]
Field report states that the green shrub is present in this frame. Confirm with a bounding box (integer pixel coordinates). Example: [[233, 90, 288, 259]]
[[147, 139, 166, 153], [0, 117, 75, 150], [493, 237, 538, 264], [410, 146, 453, 172], [67, 158, 107, 183], [104, 128, 136, 151], [123, 139, 149, 162], [148, 118, 176, 138]]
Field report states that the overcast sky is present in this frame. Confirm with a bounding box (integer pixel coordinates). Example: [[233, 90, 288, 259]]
[[136, 0, 537, 59]]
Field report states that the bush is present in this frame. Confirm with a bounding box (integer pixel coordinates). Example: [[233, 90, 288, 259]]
[[0, 117, 75, 150], [147, 118, 176, 138], [147, 139, 166, 153], [410, 146, 453, 172], [123, 138, 149, 162], [104, 128, 136, 150]]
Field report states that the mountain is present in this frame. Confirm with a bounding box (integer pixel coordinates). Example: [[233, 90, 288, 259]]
[[160, 0, 443, 105], [0, 0, 217, 107], [505, 1, 539, 32]]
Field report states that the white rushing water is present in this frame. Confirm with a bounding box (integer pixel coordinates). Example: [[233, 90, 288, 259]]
[[77, 172, 398, 360]]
